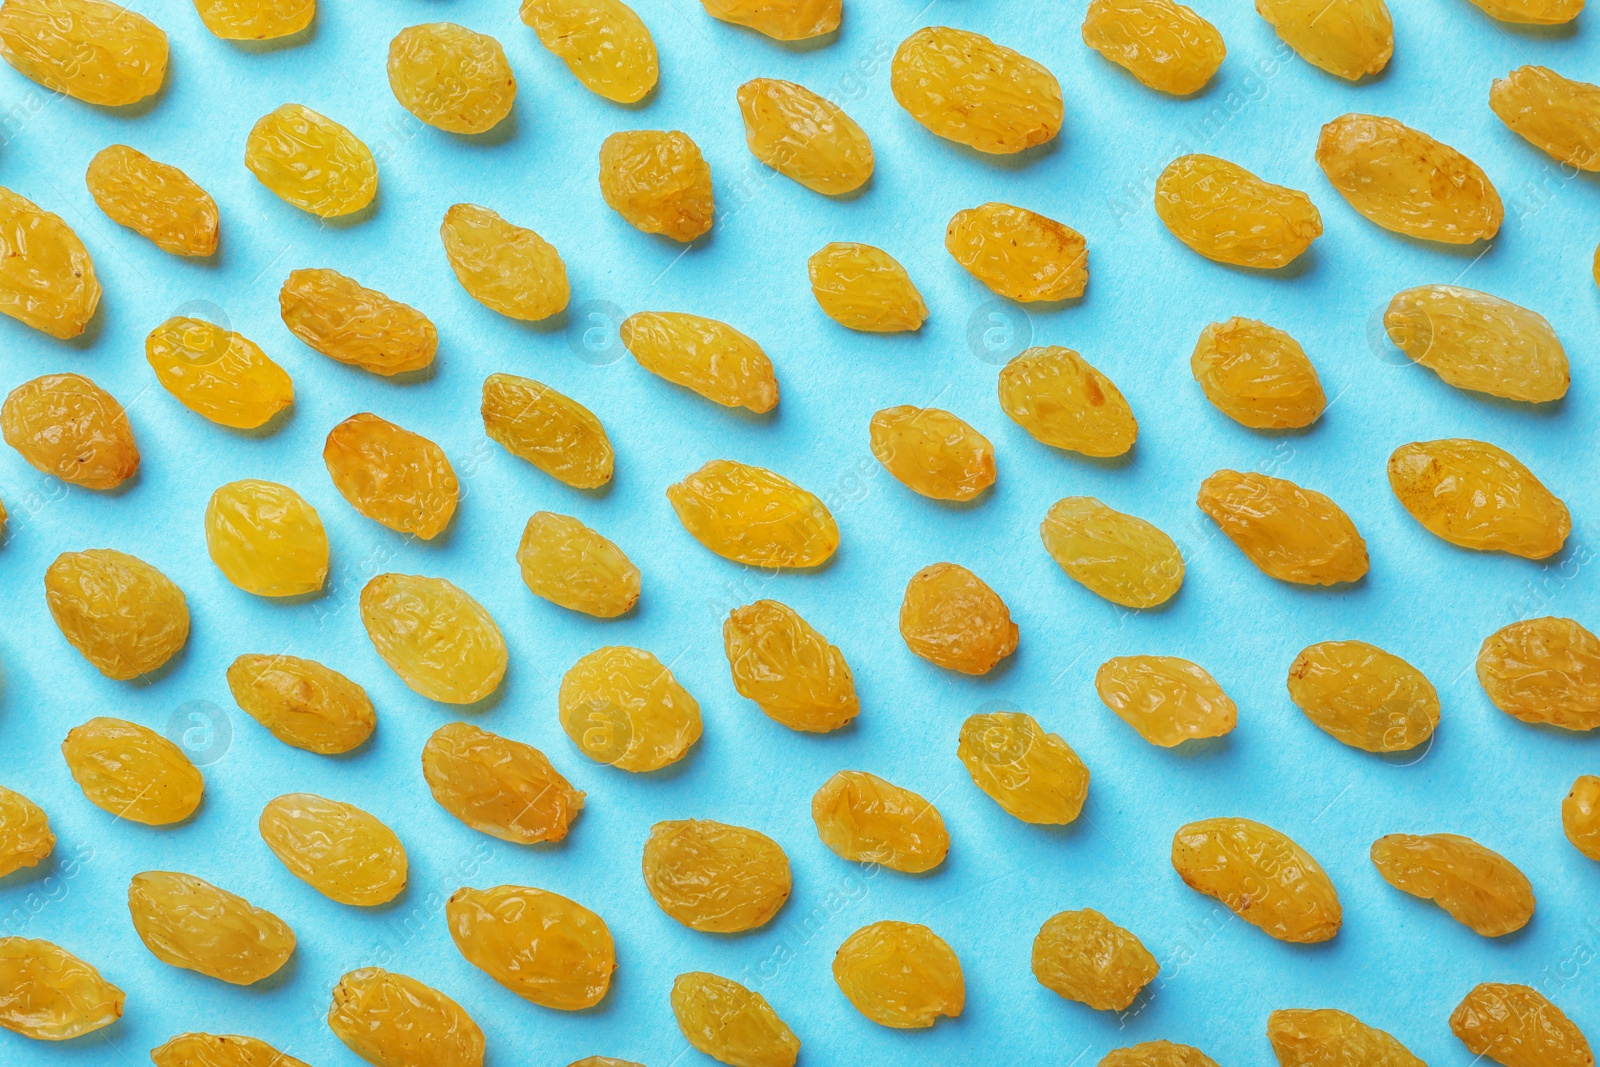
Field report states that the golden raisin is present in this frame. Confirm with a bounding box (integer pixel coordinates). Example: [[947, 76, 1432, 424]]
[[722, 600, 859, 732], [621, 312, 778, 412], [833, 921, 963, 1028], [128, 871, 294, 984], [61, 717, 201, 825], [205, 480, 328, 596], [387, 23, 515, 135], [190, 0, 312, 39], [808, 243, 926, 332], [642, 819, 791, 932], [447, 885, 614, 1009], [145, 317, 294, 430], [899, 562, 1016, 674], [558, 646, 701, 771], [1287, 641, 1438, 752], [1082, 0, 1224, 95], [152, 1032, 312, 1067], [1451, 984, 1592, 1067], [1564, 776, 1600, 861], [46, 549, 188, 679], [2, 374, 136, 488], [701, 0, 836, 39], [521, 0, 658, 102], [1095, 656, 1236, 746], [85, 145, 217, 256], [0, 786, 52, 878], [0, 938, 123, 1040], [946, 202, 1087, 301], [957, 711, 1090, 823], [737, 78, 873, 195], [1155, 155, 1322, 268], [1466, 0, 1582, 21], [1171, 817, 1342, 942], [245, 104, 377, 218], [483, 374, 612, 488], [328, 968, 485, 1067], [324, 413, 458, 539], [0, 0, 166, 105], [226, 653, 375, 754], [869, 405, 994, 501], [1197, 470, 1368, 585], [1478, 617, 1600, 731], [1191, 318, 1325, 429], [999, 346, 1136, 457], [1389, 439, 1569, 559], [360, 574, 507, 704], [1254, 0, 1391, 80], [1041, 497, 1183, 608], [1267, 1008, 1426, 1067], [811, 770, 948, 872], [1491, 66, 1600, 168], [0, 187, 101, 338], [1370, 833, 1534, 937], [667, 459, 837, 567], [424, 722, 585, 844], [1031, 909, 1158, 1011], [1384, 285, 1567, 402], [598, 130, 712, 241], [259, 793, 407, 907], [892, 27, 1062, 154], [517, 511, 640, 617], [670, 972, 800, 1067], [441, 202, 569, 321], [279, 268, 438, 377], [1101, 1041, 1221, 1067]]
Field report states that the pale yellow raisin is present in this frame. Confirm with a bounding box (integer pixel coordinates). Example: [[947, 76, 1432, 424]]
[[205, 480, 328, 597], [191, 0, 312, 39], [1040, 497, 1183, 608], [642, 819, 791, 932], [558, 646, 701, 771], [0, 938, 123, 1040], [1491, 66, 1600, 168], [1388, 439, 1569, 559], [999, 346, 1136, 457], [597, 130, 712, 241], [1171, 817, 1341, 942], [85, 145, 217, 256], [423, 722, 585, 844], [1286, 641, 1438, 752], [1450, 984, 1592, 1067], [737, 78, 873, 195], [667, 460, 836, 567], [1267, 1008, 1427, 1067], [226, 653, 376, 754], [1197, 470, 1368, 585], [2, 373, 136, 489], [723, 600, 859, 732], [812, 770, 948, 872], [127, 871, 294, 984], [447, 884, 615, 1009], [522, 0, 658, 103], [1102, 1041, 1222, 1067], [482, 373, 613, 488], [701, 0, 836, 40], [324, 413, 458, 539], [45, 549, 188, 679], [245, 104, 377, 218], [621, 312, 778, 412], [61, 717, 202, 825], [0, 187, 101, 338], [869, 405, 994, 501], [957, 711, 1090, 823], [808, 242, 926, 332], [1191, 318, 1325, 428], [946, 202, 1087, 301], [1564, 775, 1600, 861], [671, 972, 800, 1067], [387, 23, 516, 135], [0, 786, 53, 878], [1254, 0, 1391, 80], [1465, 0, 1582, 22], [1155, 155, 1322, 269], [1477, 617, 1600, 731], [152, 1032, 312, 1067], [280, 268, 438, 377], [892, 27, 1062, 154], [1095, 656, 1236, 746], [1383, 285, 1568, 403], [146, 317, 294, 430], [1082, 0, 1224, 95], [442, 203, 570, 320], [899, 562, 1017, 674], [517, 511, 640, 617], [1370, 833, 1534, 937], [0, 0, 166, 105], [259, 793, 407, 906], [360, 574, 507, 704], [1031, 909, 1158, 1011], [328, 968, 485, 1067], [833, 921, 964, 1028]]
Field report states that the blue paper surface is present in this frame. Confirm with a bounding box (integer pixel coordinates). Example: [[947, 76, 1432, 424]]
[[1, 0, 1598, 1063]]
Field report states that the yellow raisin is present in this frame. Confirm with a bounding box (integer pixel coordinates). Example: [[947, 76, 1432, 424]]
[[127, 871, 294, 984], [1451, 984, 1592, 1067], [61, 717, 201, 825], [0, 187, 100, 338], [152, 1032, 312, 1067], [446, 884, 614, 1009], [279, 268, 438, 377], [670, 972, 800, 1067], [737, 78, 873, 195], [0, 786, 52, 878], [1197, 470, 1368, 585], [667, 459, 837, 568], [259, 793, 407, 906], [324, 412, 458, 539], [205, 480, 327, 596], [0, 0, 165, 105], [0, 938, 122, 1040], [1286, 641, 1438, 752], [422, 722, 585, 844], [900, 562, 1016, 674], [1101, 1041, 1221, 1067], [245, 104, 377, 218], [998, 346, 1136, 457], [360, 574, 507, 704], [1267, 1008, 1426, 1067], [1081, 0, 1224, 95], [441, 202, 569, 321], [1564, 776, 1600, 861], [1040, 497, 1184, 608], [700, 0, 836, 39], [1155, 154, 1322, 268], [190, 0, 312, 39], [85, 145, 217, 257], [226, 653, 375, 754], [891, 27, 1062, 154], [517, 511, 640, 617], [598, 130, 712, 241], [1466, 0, 1582, 21], [145, 317, 293, 430], [1478, 617, 1600, 731], [1491, 66, 1600, 169], [1191, 317, 1325, 429], [1383, 285, 1568, 402], [869, 405, 994, 501], [1254, 0, 1391, 80], [387, 24, 515, 135], [2, 374, 136, 488], [946, 202, 1087, 301], [1370, 833, 1534, 937], [1172, 817, 1341, 942], [641, 819, 791, 932], [558, 645, 701, 771], [957, 711, 1090, 823], [522, 0, 658, 102], [808, 242, 926, 332], [722, 600, 859, 732], [1030, 909, 1158, 1011], [328, 968, 484, 1067], [482, 373, 613, 488], [621, 312, 778, 412], [832, 921, 963, 1029], [46, 549, 188, 679], [1389, 439, 1569, 559], [811, 769, 948, 872], [1095, 656, 1236, 747]]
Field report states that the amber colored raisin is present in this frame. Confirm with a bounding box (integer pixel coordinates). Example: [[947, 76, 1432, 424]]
[[723, 600, 859, 732], [558, 645, 701, 771], [1384, 285, 1567, 402], [812, 770, 948, 872], [946, 202, 1087, 301], [0, 938, 123, 1040], [0, 786, 52, 879], [260, 793, 407, 907], [0, 187, 101, 338], [1478, 617, 1600, 731], [447, 884, 614, 1009], [642, 819, 791, 933], [737, 78, 873, 195], [892, 27, 1062, 154], [957, 711, 1090, 823], [128, 871, 294, 984], [899, 562, 1016, 675], [870, 405, 994, 501], [1171, 817, 1342, 942], [191, 0, 312, 39], [441, 202, 569, 321], [522, 0, 658, 102], [245, 104, 377, 218], [46, 549, 188, 679], [1192, 318, 1325, 429], [1197, 469, 1368, 585], [999, 346, 1136, 457], [280, 268, 438, 377], [598, 130, 712, 241], [226, 653, 375, 754], [2, 374, 136, 488], [325, 413, 458, 539], [701, 0, 836, 40], [1041, 497, 1183, 608], [1491, 66, 1600, 168], [1095, 656, 1236, 747], [1564, 776, 1600, 860], [621, 312, 778, 412], [1466, 0, 1582, 21], [0, 0, 166, 105], [360, 574, 507, 704], [1287, 641, 1438, 752], [1451, 983, 1593, 1067], [1156, 155, 1322, 268], [328, 968, 485, 1067], [1031, 909, 1158, 1011], [1254, 0, 1391, 80], [482, 373, 612, 489], [388, 24, 515, 135], [1101, 1041, 1221, 1067], [152, 1032, 312, 1067], [145, 317, 294, 430], [1082, 0, 1224, 95], [1370, 833, 1534, 937], [808, 243, 926, 331], [667, 459, 837, 568], [85, 145, 217, 256], [423, 722, 585, 844], [518, 511, 640, 617], [671, 972, 800, 1067], [1389, 439, 1569, 559], [1267, 1008, 1426, 1067], [833, 921, 963, 1029], [61, 717, 201, 825], [206, 480, 328, 597]]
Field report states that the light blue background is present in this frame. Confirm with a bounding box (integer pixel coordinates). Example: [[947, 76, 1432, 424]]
[[0, 0, 1597, 1063]]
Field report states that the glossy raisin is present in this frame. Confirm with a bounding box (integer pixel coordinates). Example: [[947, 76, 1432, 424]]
[[0, 0, 166, 105], [46, 549, 188, 678], [642, 819, 791, 932], [999, 346, 1136, 457], [1082, 0, 1224, 95], [812, 770, 948, 873], [1389, 439, 1569, 559], [808, 242, 926, 331], [621, 312, 778, 412], [423, 722, 585, 844], [518, 511, 640, 618], [260, 793, 406, 907], [1171, 817, 1341, 942], [1156, 155, 1322, 268], [1478, 617, 1600, 731], [892, 27, 1062, 154], [387, 23, 515, 134], [360, 574, 507, 704], [723, 600, 858, 732], [899, 562, 1016, 675], [957, 711, 1090, 823], [598, 130, 711, 240], [0, 938, 123, 1040], [0, 187, 101, 338], [441, 203, 569, 321], [522, 0, 658, 102], [1384, 285, 1567, 402], [1450, 983, 1593, 1066], [280, 268, 438, 377], [328, 968, 485, 1067], [558, 646, 701, 771], [447, 884, 614, 1009], [1198, 469, 1368, 585], [1491, 66, 1600, 167], [869, 405, 994, 501], [671, 972, 800, 1067], [1101, 1041, 1221, 1067], [325, 413, 457, 539], [145, 317, 293, 430], [701, 0, 836, 39], [2, 374, 136, 488], [85, 145, 217, 256], [833, 921, 963, 1028], [1564, 776, 1600, 860], [245, 104, 377, 218], [1370, 833, 1534, 937], [0, 786, 52, 879], [482, 373, 613, 488], [1254, 0, 1391, 80], [152, 1033, 312, 1067], [1095, 656, 1236, 746], [737, 78, 873, 195], [191, 0, 311, 39], [1031, 909, 1158, 1011], [667, 460, 837, 568], [1287, 641, 1438, 752], [61, 717, 201, 825], [1192, 318, 1325, 429], [226, 653, 375, 754], [1041, 497, 1183, 608], [127, 871, 294, 984], [205, 480, 328, 597], [1267, 1008, 1426, 1067], [946, 202, 1087, 301], [1466, 0, 1582, 22]]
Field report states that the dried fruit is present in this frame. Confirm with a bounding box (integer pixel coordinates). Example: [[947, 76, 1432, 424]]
[[441, 203, 569, 321], [0, 187, 100, 338], [1566, 776, 1600, 860], [621, 312, 778, 412], [558, 646, 701, 771], [1171, 817, 1341, 942], [1267, 1008, 1426, 1067], [152, 1032, 312, 1067], [1191, 318, 1326, 429], [0, 939, 122, 1040], [667, 460, 837, 567], [145, 317, 294, 429], [811, 770, 948, 872], [722, 600, 858, 732], [447, 885, 614, 1009], [891, 27, 1062, 153], [328, 968, 484, 1067], [998, 347, 1136, 457], [46, 549, 188, 679], [1197, 470, 1368, 585], [0, 786, 52, 879], [280, 268, 438, 377], [1478, 617, 1600, 731], [899, 562, 1017, 674], [226, 653, 375, 754], [1031, 909, 1158, 1011], [946, 203, 1087, 301], [1389, 439, 1569, 559], [260, 793, 406, 907], [521, 0, 657, 102], [423, 722, 585, 844], [569, 1057, 643, 1066], [869, 405, 994, 501], [325, 413, 458, 539], [671, 972, 799, 1067], [808, 243, 926, 331], [1466, 0, 1582, 22], [1254, 0, 1391, 80], [1081, 0, 1224, 95], [388, 24, 515, 134], [598, 130, 712, 241], [1040, 497, 1183, 608], [61, 717, 201, 825], [1492, 66, 1600, 170], [957, 711, 1090, 823], [1451, 983, 1593, 1066], [833, 921, 963, 1028], [2, 374, 136, 488], [245, 104, 377, 218], [701, 0, 836, 39], [642, 819, 791, 932], [0, 0, 166, 105], [127, 871, 294, 984], [482, 373, 613, 488], [518, 511, 640, 617], [1156, 155, 1322, 268], [1101, 1042, 1221, 1067], [1095, 656, 1236, 746], [85, 145, 217, 256], [737, 78, 873, 195], [190, 0, 312, 39], [1317, 114, 1502, 244], [1383, 285, 1567, 402], [360, 574, 507, 704], [205, 480, 328, 596], [1286, 641, 1438, 752], [1370, 833, 1534, 937]]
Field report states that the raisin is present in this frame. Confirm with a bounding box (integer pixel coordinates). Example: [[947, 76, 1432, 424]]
[[152, 1033, 311, 1067], [324, 412, 458, 539], [0, 939, 122, 1040], [0, 187, 100, 338], [833, 921, 963, 1028], [1370, 833, 1534, 937], [1491, 66, 1600, 168], [1156, 155, 1322, 268], [670, 972, 799, 1067], [899, 562, 1016, 674], [1041, 497, 1184, 608], [2, 374, 136, 488], [811, 770, 948, 872], [518, 511, 640, 617], [46, 549, 188, 679], [0, 0, 165, 105], [1565, 776, 1600, 860], [127, 871, 294, 984], [1384, 285, 1567, 402], [808, 243, 927, 331], [0, 786, 52, 878], [1254, 0, 1391, 79], [1197, 469, 1368, 585], [1082, 0, 1224, 95], [423, 722, 585, 844], [280, 268, 438, 377], [667, 459, 837, 567], [737, 78, 873, 195], [1100, 1042, 1220, 1067], [145, 317, 294, 429], [206, 480, 328, 597], [700, 0, 836, 39], [621, 312, 778, 411], [1478, 617, 1600, 731], [892, 27, 1062, 154], [1451, 983, 1593, 1066], [328, 968, 484, 1067], [447, 884, 614, 1009], [999, 346, 1136, 457], [1031, 909, 1158, 1011], [1095, 656, 1236, 746], [598, 130, 712, 241], [441, 202, 569, 321], [245, 104, 377, 218], [1267, 1008, 1426, 1067], [1191, 318, 1325, 428], [482, 373, 613, 488], [1389, 439, 1569, 559], [61, 717, 201, 825], [1466, 0, 1582, 21], [387, 23, 515, 134], [1287, 641, 1438, 752], [226, 653, 375, 754], [360, 574, 506, 704], [191, 0, 312, 39], [1171, 817, 1341, 942], [568, 1058, 644, 1067], [259, 793, 406, 906], [957, 711, 1090, 823], [722, 600, 859, 732], [869, 405, 994, 500], [85, 145, 217, 256], [522, 0, 658, 102], [946, 202, 1087, 301], [558, 645, 701, 770], [642, 819, 791, 932]]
